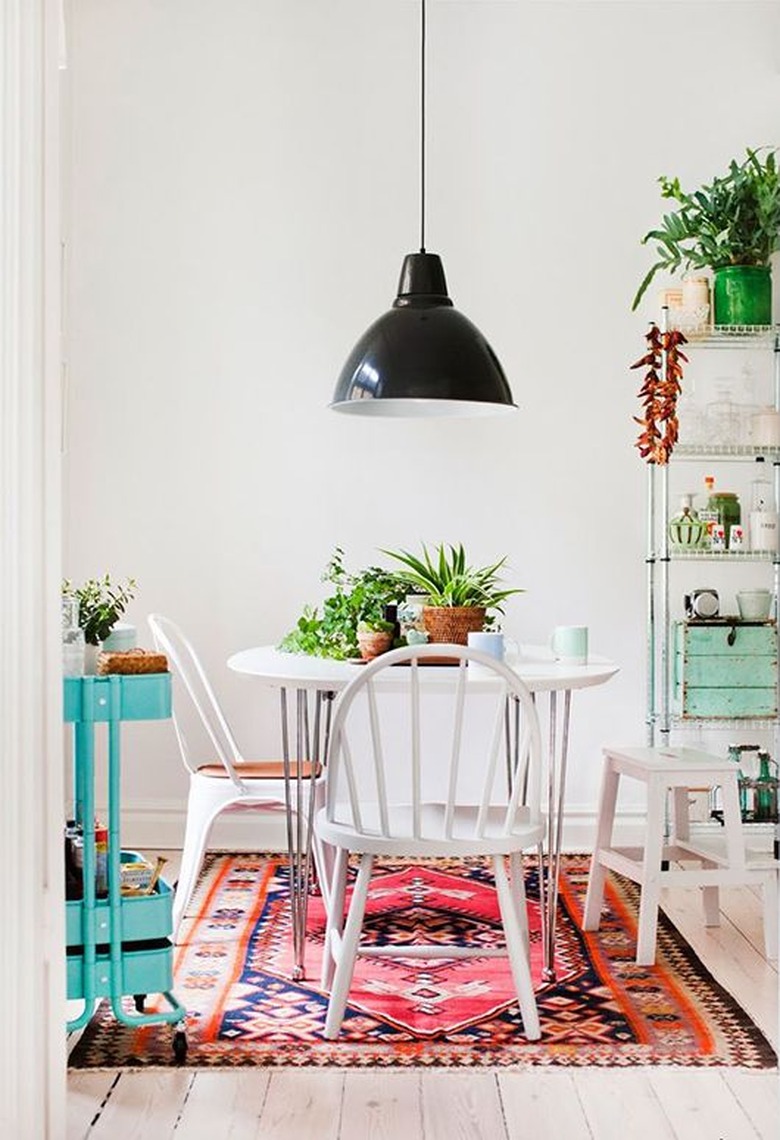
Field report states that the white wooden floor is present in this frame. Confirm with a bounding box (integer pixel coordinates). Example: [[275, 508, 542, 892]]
[[67, 853, 779, 1140]]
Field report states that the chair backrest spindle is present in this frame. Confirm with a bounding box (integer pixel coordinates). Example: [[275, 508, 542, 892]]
[[326, 643, 542, 846]]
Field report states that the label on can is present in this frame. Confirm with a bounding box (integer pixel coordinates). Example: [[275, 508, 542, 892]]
[[711, 524, 727, 551]]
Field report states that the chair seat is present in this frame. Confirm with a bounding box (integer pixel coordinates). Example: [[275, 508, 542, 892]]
[[316, 802, 544, 857], [196, 760, 321, 779]]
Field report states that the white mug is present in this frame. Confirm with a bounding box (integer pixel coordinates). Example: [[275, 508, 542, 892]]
[[467, 631, 505, 675], [551, 625, 588, 665], [467, 630, 505, 660]]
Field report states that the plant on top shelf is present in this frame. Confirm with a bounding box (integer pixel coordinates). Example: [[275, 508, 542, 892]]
[[381, 542, 522, 644], [631, 147, 780, 326], [62, 573, 137, 646], [278, 548, 404, 660]]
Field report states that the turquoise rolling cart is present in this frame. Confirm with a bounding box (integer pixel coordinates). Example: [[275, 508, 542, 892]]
[[64, 673, 187, 1062]]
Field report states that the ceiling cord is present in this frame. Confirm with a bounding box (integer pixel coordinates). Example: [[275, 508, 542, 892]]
[[420, 0, 426, 253]]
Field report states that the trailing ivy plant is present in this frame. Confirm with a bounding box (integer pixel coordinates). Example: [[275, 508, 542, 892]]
[[278, 548, 405, 660], [632, 147, 780, 310]]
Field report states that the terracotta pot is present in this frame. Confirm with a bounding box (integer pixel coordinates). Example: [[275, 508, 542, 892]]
[[422, 606, 486, 645], [356, 629, 393, 661]]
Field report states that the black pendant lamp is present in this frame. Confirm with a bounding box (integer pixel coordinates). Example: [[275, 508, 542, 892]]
[[330, 0, 516, 418]]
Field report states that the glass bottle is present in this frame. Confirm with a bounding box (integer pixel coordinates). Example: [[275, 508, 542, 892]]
[[62, 596, 85, 676], [754, 752, 779, 822], [697, 475, 718, 548], [749, 457, 779, 551], [706, 382, 740, 446]]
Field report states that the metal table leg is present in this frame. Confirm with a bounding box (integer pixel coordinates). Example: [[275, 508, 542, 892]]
[[280, 686, 333, 981], [540, 688, 573, 983]]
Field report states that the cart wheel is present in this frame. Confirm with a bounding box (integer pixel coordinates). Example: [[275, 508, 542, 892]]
[[134, 994, 146, 1013], [173, 1030, 188, 1064]]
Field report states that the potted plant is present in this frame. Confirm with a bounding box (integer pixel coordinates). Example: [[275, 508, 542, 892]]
[[632, 147, 780, 326], [62, 574, 137, 671], [279, 548, 404, 660], [356, 618, 395, 661], [381, 543, 522, 644]]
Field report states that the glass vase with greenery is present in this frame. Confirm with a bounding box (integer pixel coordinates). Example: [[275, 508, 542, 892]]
[[61, 574, 137, 646]]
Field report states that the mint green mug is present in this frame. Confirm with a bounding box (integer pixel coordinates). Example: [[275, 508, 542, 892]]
[[551, 625, 588, 665]]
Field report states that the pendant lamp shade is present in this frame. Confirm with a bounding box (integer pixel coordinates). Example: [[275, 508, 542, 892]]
[[330, 253, 516, 417]]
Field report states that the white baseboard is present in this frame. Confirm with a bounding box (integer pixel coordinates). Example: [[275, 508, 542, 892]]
[[116, 799, 652, 855]]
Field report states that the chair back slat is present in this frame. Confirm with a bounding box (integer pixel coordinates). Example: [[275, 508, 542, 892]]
[[326, 643, 543, 845], [366, 680, 390, 836], [148, 614, 245, 787], [444, 660, 468, 838], [411, 659, 421, 839], [475, 696, 506, 837], [339, 733, 364, 834]]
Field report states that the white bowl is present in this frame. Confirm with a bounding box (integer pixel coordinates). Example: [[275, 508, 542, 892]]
[[736, 590, 773, 621]]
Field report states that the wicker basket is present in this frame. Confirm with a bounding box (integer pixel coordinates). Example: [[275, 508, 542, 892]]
[[96, 648, 168, 675], [422, 606, 486, 645]]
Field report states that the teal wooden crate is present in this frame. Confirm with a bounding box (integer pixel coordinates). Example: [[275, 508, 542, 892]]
[[674, 621, 778, 718], [63, 673, 171, 723], [66, 941, 173, 1001], [66, 874, 173, 949]]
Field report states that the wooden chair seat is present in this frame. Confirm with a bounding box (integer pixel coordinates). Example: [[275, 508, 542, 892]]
[[197, 760, 320, 779]]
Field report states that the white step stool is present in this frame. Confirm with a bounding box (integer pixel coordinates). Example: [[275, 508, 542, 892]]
[[583, 746, 779, 965]]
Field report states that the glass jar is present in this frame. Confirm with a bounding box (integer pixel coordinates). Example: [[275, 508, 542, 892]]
[[708, 490, 741, 549]]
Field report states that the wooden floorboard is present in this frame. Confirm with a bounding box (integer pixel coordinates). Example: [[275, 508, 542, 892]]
[[340, 1072, 423, 1140], [498, 1070, 590, 1138], [66, 855, 779, 1140], [420, 1072, 507, 1140]]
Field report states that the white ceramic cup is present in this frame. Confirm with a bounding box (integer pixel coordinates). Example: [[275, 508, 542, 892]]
[[551, 625, 588, 665], [467, 631, 505, 673], [736, 590, 773, 621]]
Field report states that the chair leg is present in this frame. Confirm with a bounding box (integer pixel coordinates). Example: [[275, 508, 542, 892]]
[[700, 859, 721, 927], [762, 870, 779, 960], [583, 759, 620, 931], [172, 784, 220, 936], [635, 777, 665, 965], [324, 853, 373, 1040], [508, 853, 530, 954], [494, 855, 541, 1041], [321, 846, 348, 991]]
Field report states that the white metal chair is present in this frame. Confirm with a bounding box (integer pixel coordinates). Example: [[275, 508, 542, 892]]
[[314, 642, 546, 1041], [148, 614, 326, 936]]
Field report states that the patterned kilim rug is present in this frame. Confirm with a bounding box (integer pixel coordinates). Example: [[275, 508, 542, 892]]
[[68, 853, 776, 1069]]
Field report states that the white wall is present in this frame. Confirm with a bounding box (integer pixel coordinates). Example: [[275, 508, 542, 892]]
[[63, 0, 780, 847]]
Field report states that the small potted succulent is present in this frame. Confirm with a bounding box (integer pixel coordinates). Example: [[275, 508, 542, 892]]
[[632, 147, 780, 326], [381, 543, 522, 644]]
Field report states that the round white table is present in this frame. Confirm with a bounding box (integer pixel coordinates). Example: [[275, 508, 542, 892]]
[[228, 644, 619, 981]]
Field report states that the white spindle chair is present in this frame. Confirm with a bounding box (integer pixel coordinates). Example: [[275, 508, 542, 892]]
[[315, 642, 545, 1041], [148, 614, 326, 935]]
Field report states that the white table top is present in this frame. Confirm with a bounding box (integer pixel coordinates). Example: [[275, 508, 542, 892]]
[[227, 644, 619, 693]]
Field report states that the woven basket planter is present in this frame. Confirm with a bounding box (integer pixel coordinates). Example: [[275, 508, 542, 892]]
[[422, 606, 486, 645]]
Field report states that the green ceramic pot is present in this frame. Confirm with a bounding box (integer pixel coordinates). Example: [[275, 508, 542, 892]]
[[712, 265, 772, 327]]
